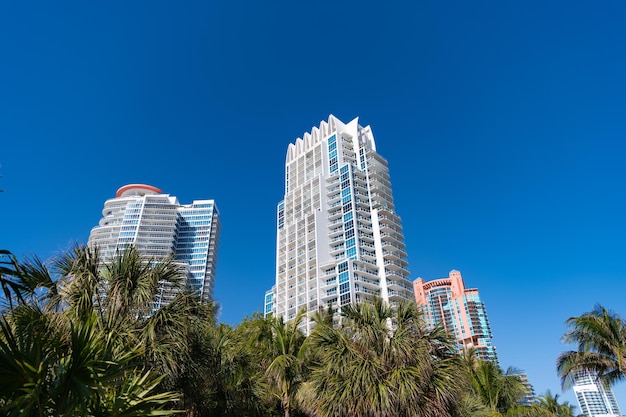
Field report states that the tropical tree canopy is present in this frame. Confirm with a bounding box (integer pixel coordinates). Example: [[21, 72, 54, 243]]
[[461, 349, 531, 417], [263, 310, 309, 417], [557, 305, 626, 389], [4, 245, 612, 417], [0, 246, 191, 416], [534, 391, 576, 417], [303, 298, 464, 417]]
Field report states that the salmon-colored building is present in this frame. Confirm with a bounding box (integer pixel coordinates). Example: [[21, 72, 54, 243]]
[[413, 270, 498, 362]]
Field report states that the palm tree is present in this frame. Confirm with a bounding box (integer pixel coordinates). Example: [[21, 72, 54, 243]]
[[469, 362, 527, 414], [59, 245, 232, 416], [0, 250, 21, 306], [265, 310, 308, 417], [303, 298, 464, 417], [0, 245, 213, 415], [0, 250, 29, 308], [0, 304, 179, 415], [229, 313, 285, 417], [141, 292, 256, 417], [54, 245, 184, 326], [557, 305, 626, 389], [534, 391, 576, 417], [461, 349, 535, 417]]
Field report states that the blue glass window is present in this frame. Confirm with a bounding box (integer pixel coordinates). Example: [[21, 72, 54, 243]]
[[340, 293, 350, 305], [338, 272, 349, 283], [328, 135, 339, 175]]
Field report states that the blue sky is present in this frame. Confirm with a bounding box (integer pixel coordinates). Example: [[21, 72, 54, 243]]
[[2, 0, 625, 408]]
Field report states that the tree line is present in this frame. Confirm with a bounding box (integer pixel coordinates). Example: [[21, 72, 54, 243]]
[[0, 246, 623, 416]]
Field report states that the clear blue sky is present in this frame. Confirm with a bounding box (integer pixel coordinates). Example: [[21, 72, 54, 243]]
[[2, 0, 625, 408]]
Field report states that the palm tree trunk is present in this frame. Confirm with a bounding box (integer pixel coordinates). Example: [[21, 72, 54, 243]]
[[283, 394, 290, 417]]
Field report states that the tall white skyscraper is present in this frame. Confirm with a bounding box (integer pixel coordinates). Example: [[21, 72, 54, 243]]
[[265, 116, 413, 333], [89, 184, 220, 307], [573, 370, 622, 417]]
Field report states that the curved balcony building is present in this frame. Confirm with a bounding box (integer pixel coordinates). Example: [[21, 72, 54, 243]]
[[89, 184, 220, 308]]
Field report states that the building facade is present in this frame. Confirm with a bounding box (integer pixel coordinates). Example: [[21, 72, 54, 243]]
[[413, 270, 498, 362], [265, 115, 413, 333], [573, 370, 622, 417], [88, 184, 220, 308], [512, 372, 536, 406]]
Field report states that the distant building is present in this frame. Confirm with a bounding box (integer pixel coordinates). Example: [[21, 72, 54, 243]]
[[89, 184, 220, 308], [512, 372, 536, 406], [413, 270, 498, 362], [573, 370, 622, 417], [265, 115, 413, 333]]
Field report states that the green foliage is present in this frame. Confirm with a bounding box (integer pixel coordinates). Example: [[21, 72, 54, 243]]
[[303, 298, 464, 417], [465, 357, 526, 413], [557, 305, 626, 389], [0, 250, 28, 308], [0, 306, 179, 416], [533, 391, 576, 417], [4, 245, 607, 417], [0, 246, 185, 416], [263, 310, 308, 417]]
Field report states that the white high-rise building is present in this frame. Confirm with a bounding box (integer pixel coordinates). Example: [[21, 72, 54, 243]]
[[573, 370, 622, 417], [89, 184, 220, 308], [265, 115, 413, 333]]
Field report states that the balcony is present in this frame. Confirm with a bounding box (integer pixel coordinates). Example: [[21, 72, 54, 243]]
[[330, 243, 345, 255], [359, 232, 374, 242], [329, 226, 344, 238], [384, 269, 408, 280], [382, 249, 407, 261], [384, 260, 407, 271]]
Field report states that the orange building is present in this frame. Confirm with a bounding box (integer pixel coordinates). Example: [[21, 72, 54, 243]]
[[414, 270, 498, 362]]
